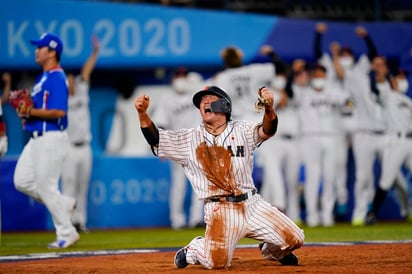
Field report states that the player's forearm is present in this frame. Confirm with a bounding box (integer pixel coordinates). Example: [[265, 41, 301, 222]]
[[138, 111, 152, 128], [314, 32, 323, 60], [363, 35, 378, 61], [261, 108, 278, 136], [140, 118, 159, 147], [81, 52, 98, 82], [29, 108, 66, 119]]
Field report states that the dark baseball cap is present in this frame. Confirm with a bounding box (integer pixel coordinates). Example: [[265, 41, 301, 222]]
[[192, 86, 231, 109], [30, 33, 63, 55]]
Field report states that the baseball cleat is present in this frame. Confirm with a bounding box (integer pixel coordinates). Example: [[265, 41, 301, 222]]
[[174, 247, 189, 268], [174, 236, 204, 268], [279, 252, 299, 265], [47, 232, 80, 249], [259, 242, 299, 265], [365, 212, 377, 225], [351, 218, 365, 227], [74, 223, 90, 233]]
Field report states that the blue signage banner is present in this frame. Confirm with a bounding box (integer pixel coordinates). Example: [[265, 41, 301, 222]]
[[1, 156, 174, 231], [0, 0, 277, 69], [86, 156, 172, 228]]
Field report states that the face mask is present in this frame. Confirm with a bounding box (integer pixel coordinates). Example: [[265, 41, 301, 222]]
[[172, 78, 189, 94], [271, 76, 287, 90], [397, 79, 409, 93], [339, 57, 354, 69], [311, 78, 326, 90]]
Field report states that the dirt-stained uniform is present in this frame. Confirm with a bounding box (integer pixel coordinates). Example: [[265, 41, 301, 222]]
[[135, 85, 304, 269]]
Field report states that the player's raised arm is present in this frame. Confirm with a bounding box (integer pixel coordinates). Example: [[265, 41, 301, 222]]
[[80, 35, 99, 82], [1, 72, 11, 105], [256, 87, 278, 139], [355, 26, 378, 62], [135, 94, 159, 147]]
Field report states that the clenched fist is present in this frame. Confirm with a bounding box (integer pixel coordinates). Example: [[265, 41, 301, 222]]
[[135, 94, 150, 114]]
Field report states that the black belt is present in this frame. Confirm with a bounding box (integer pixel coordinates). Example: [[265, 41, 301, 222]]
[[208, 189, 256, 203], [73, 142, 87, 147], [372, 130, 385, 135]]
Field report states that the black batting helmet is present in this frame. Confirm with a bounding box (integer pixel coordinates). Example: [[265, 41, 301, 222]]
[[193, 86, 232, 120]]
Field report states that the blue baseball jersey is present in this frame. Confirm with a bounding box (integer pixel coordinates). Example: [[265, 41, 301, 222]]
[[25, 67, 69, 132]]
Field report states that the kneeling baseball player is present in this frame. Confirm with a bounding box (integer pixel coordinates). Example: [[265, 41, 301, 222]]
[[134, 85, 304, 269]]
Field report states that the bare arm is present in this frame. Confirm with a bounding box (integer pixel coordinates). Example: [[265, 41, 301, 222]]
[[28, 108, 66, 119], [1, 73, 11, 105], [355, 26, 378, 61], [80, 35, 99, 82]]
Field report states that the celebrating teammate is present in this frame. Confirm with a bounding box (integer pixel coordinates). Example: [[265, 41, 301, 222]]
[[294, 64, 351, 227], [314, 23, 382, 221], [61, 35, 99, 233], [135, 85, 304, 269], [365, 64, 412, 224], [11, 33, 79, 248]]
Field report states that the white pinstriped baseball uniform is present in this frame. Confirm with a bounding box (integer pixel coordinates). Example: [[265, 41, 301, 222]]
[[155, 120, 304, 269], [377, 87, 412, 193], [61, 75, 92, 229], [344, 71, 388, 224], [295, 81, 350, 227], [318, 54, 372, 210]]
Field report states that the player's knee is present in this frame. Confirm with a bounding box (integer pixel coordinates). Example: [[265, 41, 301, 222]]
[[294, 230, 305, 249], [286, 229, 305, 250], [209, 253, 230, 269]]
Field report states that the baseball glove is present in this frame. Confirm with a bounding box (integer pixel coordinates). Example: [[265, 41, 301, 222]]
[[196, 142, 242, 196], [9, 89, 33, 117]]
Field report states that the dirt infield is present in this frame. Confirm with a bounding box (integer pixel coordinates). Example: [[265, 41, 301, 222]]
[[1, 243, 411, 273]]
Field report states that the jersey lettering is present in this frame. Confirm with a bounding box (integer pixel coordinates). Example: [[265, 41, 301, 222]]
[[230, 75, 251, 97], [226, 145, 245, 157]]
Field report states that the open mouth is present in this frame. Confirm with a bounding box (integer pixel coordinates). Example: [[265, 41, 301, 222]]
[[205, 108, 212, 113]]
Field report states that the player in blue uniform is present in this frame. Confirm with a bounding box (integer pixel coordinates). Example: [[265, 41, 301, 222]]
[[13, 33, 79, 249]]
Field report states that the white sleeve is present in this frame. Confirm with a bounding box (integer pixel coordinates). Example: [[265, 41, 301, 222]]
[[157, 128, 194, 165], [319, 53, 337, 81], [354, 54, 371, 76]]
